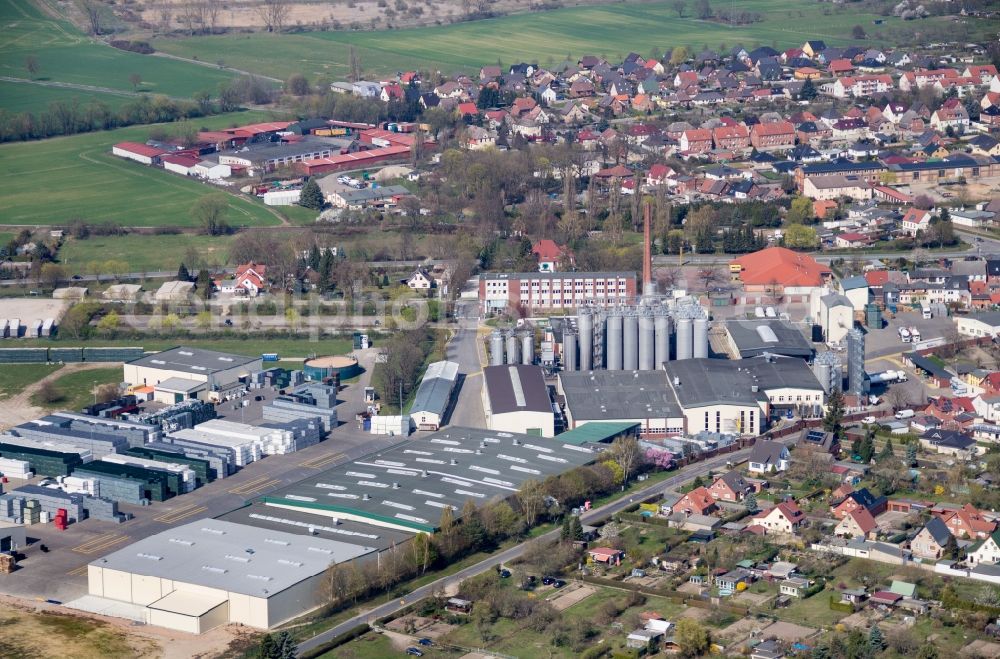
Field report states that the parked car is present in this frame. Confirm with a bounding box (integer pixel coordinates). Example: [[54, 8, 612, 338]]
[[417, 638, 433, 646], [405, 648, 423, 656], [542, 576, 555, 585], [499, 568, 511, 578], [861, 416, 877, 424]]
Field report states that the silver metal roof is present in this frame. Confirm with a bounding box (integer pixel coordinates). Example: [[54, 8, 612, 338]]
[[409, 361, 459, 417], [92, 518, 374, 598], [128, 346, 260, 376]]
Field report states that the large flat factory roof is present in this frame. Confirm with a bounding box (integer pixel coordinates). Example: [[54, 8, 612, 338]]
[[724, 320, 814, 359], [216, 502, 415, 553], [91, 518, 374, 598], [664, 357, 823, 408], [559, 370, 682, 421], [128, 346, 259, 375], [260, 427, 596, 533]]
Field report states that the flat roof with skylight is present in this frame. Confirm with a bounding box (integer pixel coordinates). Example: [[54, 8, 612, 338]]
[[128, 347, 260, 376], [260, 426, 596, 533]]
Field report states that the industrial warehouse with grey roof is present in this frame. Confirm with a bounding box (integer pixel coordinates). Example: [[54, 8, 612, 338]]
[[724, 320, 814, 359], [260, 426, 595, 533], [409, 360, 459, 430], [557, 370, 682, 422], [664, 356, 824, 409], [127, 347, 260, 376]]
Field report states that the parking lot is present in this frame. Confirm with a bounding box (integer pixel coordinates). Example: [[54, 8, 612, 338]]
[[865, 310, 956, 360]]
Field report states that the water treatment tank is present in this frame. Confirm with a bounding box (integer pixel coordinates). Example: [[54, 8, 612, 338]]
[[489, 331, 505, 366], [693, 316, 709, 359], [563, 332, 577, 371], [638, 311, 655, 371], [605, 312, 623, 370], [578, 309, 594, 371], [505, 333, 520, 365], [623, 311, 639, 370], [675, 317, 693, 361], [654, 311, 671, 368], [521, 332, 533, 366]]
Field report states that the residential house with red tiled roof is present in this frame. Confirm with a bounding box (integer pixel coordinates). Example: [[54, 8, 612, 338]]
[[531, 239, 570, 273], [749, 121, 796, 150], [672, 486, 717, 516], [835, 508, 879, 540], [679, 129, 713, 154], [712, 124, 750, 150], [729, 247, 832, 300], [935, 504, 997, 540]]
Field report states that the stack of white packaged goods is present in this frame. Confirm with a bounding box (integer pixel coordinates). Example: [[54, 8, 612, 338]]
[[101, 455, 198, 493], [0, 457, 33, 480], [56, 475, 100, 497]]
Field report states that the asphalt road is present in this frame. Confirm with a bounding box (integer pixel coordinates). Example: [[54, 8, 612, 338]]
[[295, 447, 750, 655]]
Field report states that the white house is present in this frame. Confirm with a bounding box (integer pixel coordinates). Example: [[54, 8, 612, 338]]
[[747, 440, 790, 474], [968, 531, 1000, 566], [751, 501, 805, 535], [406, 269, 435, 290], [192, 160, 232, 180]]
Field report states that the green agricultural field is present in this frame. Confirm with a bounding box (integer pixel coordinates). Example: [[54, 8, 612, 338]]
[[0, 110, 286, 227], [0, 0, 241, 111], [0, 363, 63, 398], [0, 80, 133, 113], [29, 365, 121, 411], [59, 233, 238, 275], [150, 0, 995, 81]]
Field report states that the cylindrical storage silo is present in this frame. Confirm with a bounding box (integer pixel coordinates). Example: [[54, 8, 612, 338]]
[[563, 332, 577, 371], [654, 312, 670, 368], [578, 309, 593, 371], [490, 331, 505, 366], [605, 312, 623, 370], [813, 361, 832, 394], [675, 317, 693, 360], [623, 311, 639, 370], [521, 332, 533, 365], [506, 333, 520, 365], [693, 317, 709, 359], [639, 312, 655, 371]]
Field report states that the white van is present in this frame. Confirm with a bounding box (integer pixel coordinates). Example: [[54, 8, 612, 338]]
[[765, 307, 777, 318], [894, 409, 915, 420], [754, 307, 765, 318], [922, 307, 932, 319]]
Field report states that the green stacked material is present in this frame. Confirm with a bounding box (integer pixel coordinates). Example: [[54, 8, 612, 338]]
[[82, 347, 144, 362], [125, 447, 215, 484], [72, 462, 175, 501], [0, 442, 83, 476], [0, 348, 47, 363], [49, 347, 85, 362]]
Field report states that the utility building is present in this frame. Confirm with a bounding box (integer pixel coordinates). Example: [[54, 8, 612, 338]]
[[482, 365, 555, 437], [123, 347, 262, 402]]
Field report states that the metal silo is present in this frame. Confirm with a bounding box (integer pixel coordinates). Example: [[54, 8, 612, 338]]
[[654, 311, 671, 368], [605, 311, 623, 370], [563, 332, 577, 371], [578, 308, 594, 371], [490, 331, 505, 366], [623, 310, 639, 370], [638, 311, 655, 370], [521, 332, 534, 366], [693, 316, 709, 359], [812, 350, 842, 394], [506, 333, 520, 365], [675, 317, 693, 360]]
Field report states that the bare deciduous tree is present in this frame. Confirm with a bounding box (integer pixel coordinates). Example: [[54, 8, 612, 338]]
[[256, 0, 290, 32], [607, 435, 642, 486], [81, 0, 104, 35], [885, 386, 912, 412]]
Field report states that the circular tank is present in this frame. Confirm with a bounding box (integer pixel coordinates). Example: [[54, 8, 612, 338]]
[[605, 312, 623, 370], [654, 312, 671, 368], [693, 317, 709, 359], [304, 354, 361, 381], [563, 332, 577, 371], [489, 331, 505, 366], [638, 312, 655, 371], [505, 334, 520, 365], [578, 309, 594, 371], [813, 361, 832, 393], [521, 332, 533, 365], [675, 317, 693, 360], [623, 312, 639, 370]]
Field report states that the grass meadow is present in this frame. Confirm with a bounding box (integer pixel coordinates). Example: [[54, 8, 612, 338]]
[[0, 80, 134, 113], [0, 110, 286, 227], [59, 233, 239, 274], [150, 0, 994, 81], [0, 0, 239, 111]]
